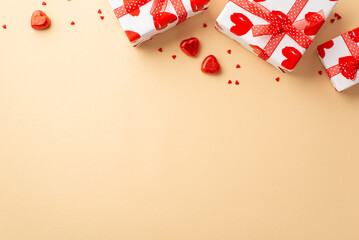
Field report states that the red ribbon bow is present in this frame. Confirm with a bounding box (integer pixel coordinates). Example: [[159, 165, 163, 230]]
[[326, 32, 359, 81], [114, 0, 187, 23], [230, 0, 314, 61], [252, 10, 312, 50]]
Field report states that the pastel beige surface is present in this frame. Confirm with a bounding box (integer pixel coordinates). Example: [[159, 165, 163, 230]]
[[0, 0, 359, 239]]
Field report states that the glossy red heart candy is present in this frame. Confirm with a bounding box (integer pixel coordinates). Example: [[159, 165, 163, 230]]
[[180, 37, 200, 57], [31, 10, 51, 30], [201, 55, 221, 74]]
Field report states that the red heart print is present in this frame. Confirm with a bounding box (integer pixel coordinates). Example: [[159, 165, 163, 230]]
[[317, 40, 334, 59], [153, 12, 177, 30], [31, 10, 51, 30], [230, 13, 253, 36], [201, 55, 221, 74], [339, 56, 359, 80], [190, 0, 210, 12], [125, 30, 141, 42], [281, 47, 302, 70], [304, 12, 325, 36], [348, 27, 359, 43], [180, 37, 200, 57], [123, 0, 140, 16]]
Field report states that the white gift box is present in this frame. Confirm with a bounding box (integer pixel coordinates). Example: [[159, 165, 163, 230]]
[[108, 0, 210, 46], [215, 0, 337, 72], [317, 27, 359, 92]]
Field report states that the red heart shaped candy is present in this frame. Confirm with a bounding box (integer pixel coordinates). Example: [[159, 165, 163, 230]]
[[31, 10, 51, 30], [201, 55, 221, 74], [180, 37, 200, 57]]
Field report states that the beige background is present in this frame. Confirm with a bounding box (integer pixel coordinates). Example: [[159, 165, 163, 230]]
[[1, 0, 359, 239]]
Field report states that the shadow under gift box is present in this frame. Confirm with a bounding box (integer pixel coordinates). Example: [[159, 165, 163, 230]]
[[215, 0, 338, 72], [107, 0, 210, 46], [317, 27, 359, 92]]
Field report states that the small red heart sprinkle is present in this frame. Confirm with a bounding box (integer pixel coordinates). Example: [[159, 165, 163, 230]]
[[337, 15, 342, 20], [71, 21, 75, 25], [334, 13, 338, 17], [318, 70, 323, 75], [180, 37, 200, 57], [236, 64, 241, 68], [42, 1, 47, 5], [228, 80, 232, 84], [227, 49, 231, 54], [172, 55, 176, 59], [276, 77, 280, 82], [158, 48, 163, 52], [2, 24, 6, 29], [330, 19, 335, 23], [235, 81, 239, 85], [201, 55, 221, 74], [100, 16, 104, 20], [98, 9, 102, 14], [203, 23, 207, 28]]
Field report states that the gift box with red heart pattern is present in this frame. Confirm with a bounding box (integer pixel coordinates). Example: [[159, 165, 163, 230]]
[[108, 0, 210, 46], [317, 27, 359, 92], [215, 0, 338, 72]]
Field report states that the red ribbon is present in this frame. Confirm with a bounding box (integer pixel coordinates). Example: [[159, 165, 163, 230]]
[[327, 33, 359, 80], [113, 0, 187, 23], [230, 0, 313, 60]]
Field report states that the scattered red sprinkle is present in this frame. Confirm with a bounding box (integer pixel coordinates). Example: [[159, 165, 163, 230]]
[[330, 19, 335, 23], [71, 21, 75, 25], [98, 9, 102, 14], [100, 16, 104, 20], [227, 49, 231, 54], [235, 81, 239, 85], [172, 55, 176, 59], [203, 23, 207, 28], [236, 64, 241, 69], [42, 1, 47, 5], [334, 12, 342, 19], [2, 24, 6, 29], [228, 80, 232, 84], [276, 77, 280, 82], [158, 48, 163, 52], [318, 70, 323, 75]]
